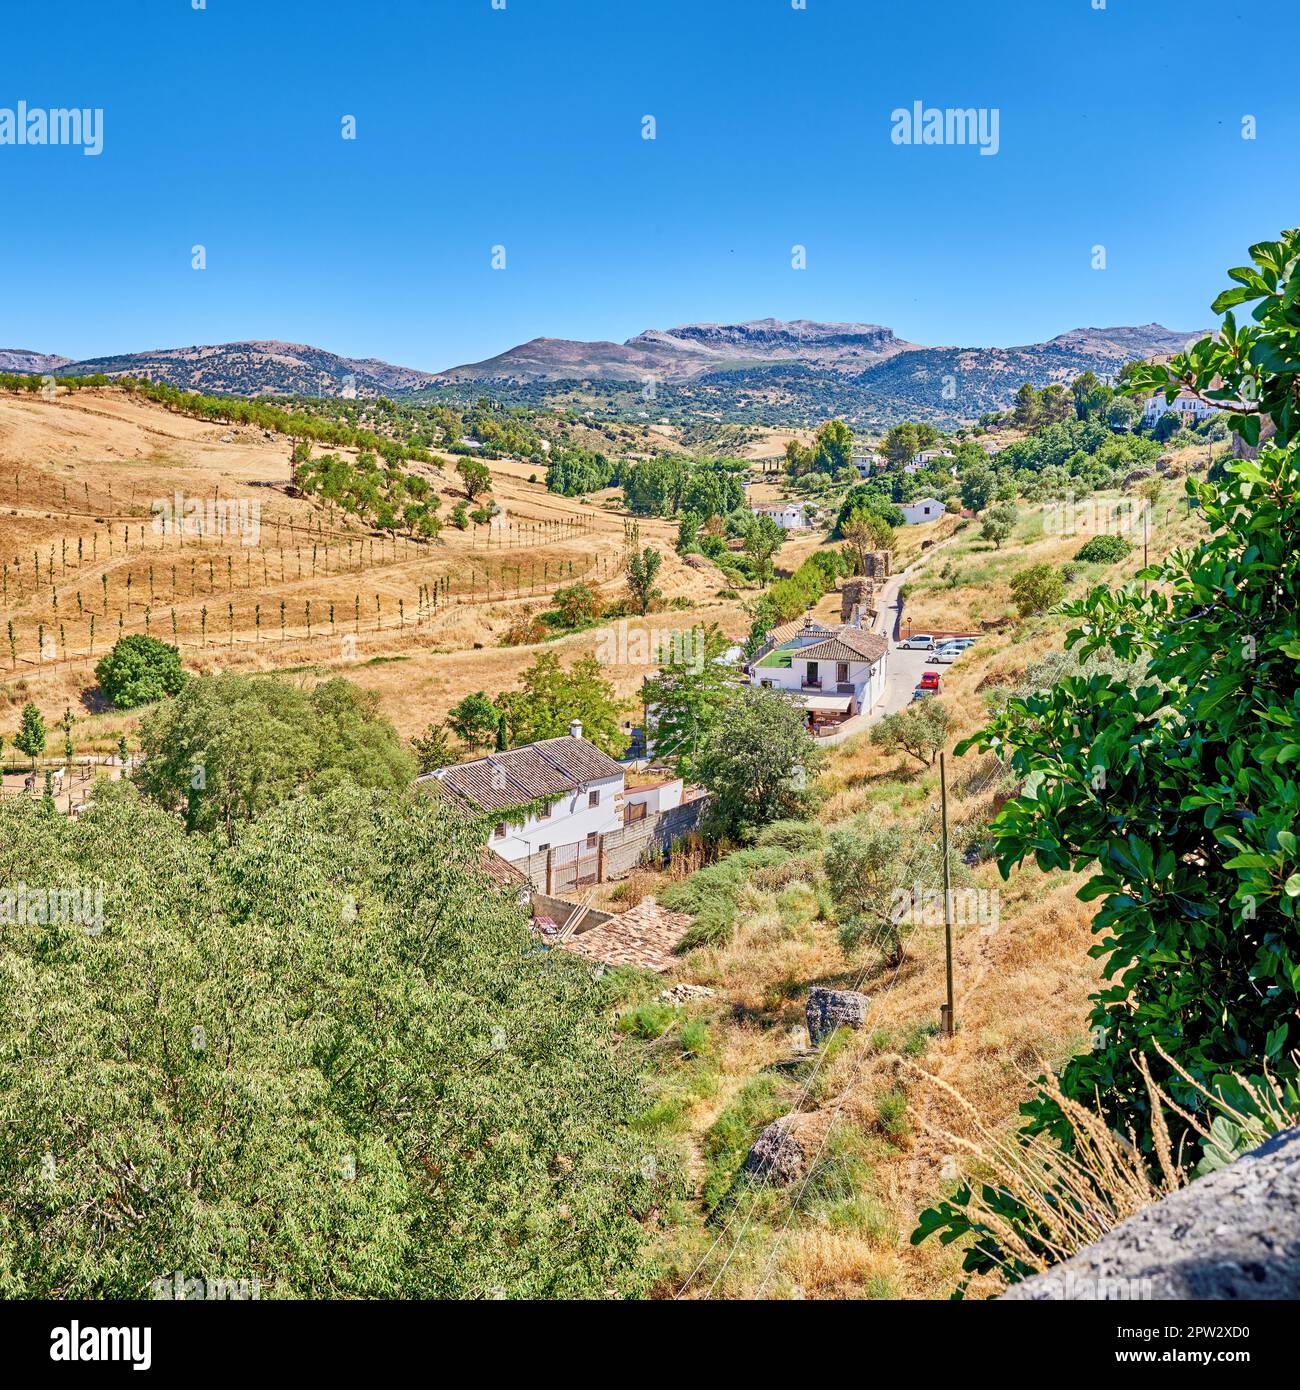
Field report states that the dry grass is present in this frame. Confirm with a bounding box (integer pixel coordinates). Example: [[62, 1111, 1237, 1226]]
[[0, 387, 763, 746]]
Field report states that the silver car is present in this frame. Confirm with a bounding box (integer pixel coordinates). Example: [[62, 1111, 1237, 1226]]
[[898, 634, 935, 650]]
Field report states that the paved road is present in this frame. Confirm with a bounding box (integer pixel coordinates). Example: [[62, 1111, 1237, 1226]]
[[815, 533, 964, 745]]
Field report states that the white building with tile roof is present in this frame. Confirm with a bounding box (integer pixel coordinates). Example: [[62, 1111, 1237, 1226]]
[[421, 720, 626, 863]]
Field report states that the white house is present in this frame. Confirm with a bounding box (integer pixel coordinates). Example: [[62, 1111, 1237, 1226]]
[[425, 721, 626, 863], [854, 454, 886, 477], [915, 448, 954, 467], [1141, 391, 1224, 428], [751, 626, 890, 732], [750, 502, 810, 531], [623, 774, 685, 825], [899, 497, 947, 525]]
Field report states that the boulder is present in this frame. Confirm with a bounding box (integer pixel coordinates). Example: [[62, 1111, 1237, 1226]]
[[744, 1119, 805, 1185], [806, 987, 870, 1045], [1001, 1127, 1300, 1300]]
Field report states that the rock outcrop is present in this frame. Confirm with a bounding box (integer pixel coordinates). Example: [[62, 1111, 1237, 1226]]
[[1001, 1127, 1300, 1300]]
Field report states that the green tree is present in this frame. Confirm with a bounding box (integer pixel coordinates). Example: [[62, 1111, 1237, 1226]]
[[840, 507, 895, 573], [1012, 382, 1040, 429], [625, 530, 664, 617], [552, 582, 602, 630], [825, 819, 966, 964], [959, 463, 995, 512], [1008, 563, 1065, 616], [456, 456, 492, 501], [642, 623, 731, 778], [499, 652, 625, 754], [94, 634, 187, 709], [917, 230, 1300, 1283], [883, 422, 920, 469], [980, 501, 1018, 549], [869, 700, 950, 769], [447, 692, 502, 750], [134, 674, 414, 841], [410, 720, 457, 773], [1074, 534, 1133, 564], [742, 513, 784, 587], [14, 703, 46, 768], [695, 686, 823, 836], [0, 785, 661, 1297]]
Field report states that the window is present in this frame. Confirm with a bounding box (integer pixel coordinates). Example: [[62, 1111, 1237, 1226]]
[[538, 843, 549, 853], [837, 662, 849, 684], [585, 832, 598, 849], [588, 789, 600, 807], [493, 823, 506, 840]]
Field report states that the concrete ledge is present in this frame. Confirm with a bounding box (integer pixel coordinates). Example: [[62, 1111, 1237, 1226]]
[[1001, 1127, 1300, 1300]]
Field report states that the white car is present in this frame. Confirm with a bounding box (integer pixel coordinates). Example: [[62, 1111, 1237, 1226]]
[[898, 634, 935, 650], [930, 646, 959, 664]]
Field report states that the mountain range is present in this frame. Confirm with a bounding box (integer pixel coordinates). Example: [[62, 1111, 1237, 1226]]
[[7, 319, 1205, 426]]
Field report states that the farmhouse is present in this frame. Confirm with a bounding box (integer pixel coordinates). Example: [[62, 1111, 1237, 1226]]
[[751, 624, 890, 733], [750, 502, 810, 530], [899, 497, 947, 524], [1140, 391, 1224, 428], [425, 721, 627, 861], [422, 721, 705, 893]]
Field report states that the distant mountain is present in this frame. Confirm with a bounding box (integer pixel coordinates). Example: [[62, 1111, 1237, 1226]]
[[54, 340, 438, 398], [428, 318, 1207, 426], [0, 348, 73, 374], [37, 319, 1207, 425], [437, 318, 916, 383]]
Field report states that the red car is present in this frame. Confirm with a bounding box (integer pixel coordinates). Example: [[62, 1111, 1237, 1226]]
[[918, 671, 943, 691]]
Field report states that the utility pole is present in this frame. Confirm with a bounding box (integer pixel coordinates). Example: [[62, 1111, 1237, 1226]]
[[940, 751, 954, 1038], [1143, 506, 1149, 599]]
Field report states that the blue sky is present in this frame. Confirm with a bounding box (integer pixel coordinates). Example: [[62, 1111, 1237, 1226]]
[[2, 0, 1296, 370]]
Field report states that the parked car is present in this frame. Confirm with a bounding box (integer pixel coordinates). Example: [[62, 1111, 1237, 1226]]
[[898, 634, 935, 650], [913, 671, 944, 697], [946, 637, 977, 650], [929, 646, 959, 664]]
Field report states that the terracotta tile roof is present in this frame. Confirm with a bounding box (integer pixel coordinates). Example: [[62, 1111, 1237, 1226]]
[[792, 629, 889, 664], [481, 847, 530, 889], [561, 897, 694, 972], [427, 736, 623, 813], [531, 736, 624, 783], [766, 617, 836, 647]]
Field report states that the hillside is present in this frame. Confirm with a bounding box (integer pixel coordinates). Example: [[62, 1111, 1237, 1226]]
[[0, 385, 757, 757], [0, 348, 72, 373], [38, 320, 1206, 426], [426, 320, 1206, 427], [54, 340, 439, 399]]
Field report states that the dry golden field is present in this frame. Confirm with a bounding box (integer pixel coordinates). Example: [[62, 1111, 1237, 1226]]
[[0, 387, 792, 752]]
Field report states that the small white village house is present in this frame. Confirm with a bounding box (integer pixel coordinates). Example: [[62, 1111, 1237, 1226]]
[[750, 502, 810, 531], [425, 721, 629, 863], [1140, 391, 1224, 428], [899, 496, 947, 524], [751, 622, 890, 734], [422, 720, 701, 893]]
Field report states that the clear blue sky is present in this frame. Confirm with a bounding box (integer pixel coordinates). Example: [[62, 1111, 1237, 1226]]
[[2, 0, 1296, 370]]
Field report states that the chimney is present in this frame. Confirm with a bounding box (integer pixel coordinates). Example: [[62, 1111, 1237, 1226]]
[[569, 718, 583, 741]]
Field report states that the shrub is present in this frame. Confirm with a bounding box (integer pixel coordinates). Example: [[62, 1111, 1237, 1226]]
[[1074, 534, 1134, 564], [753, 819, 825, 853]]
